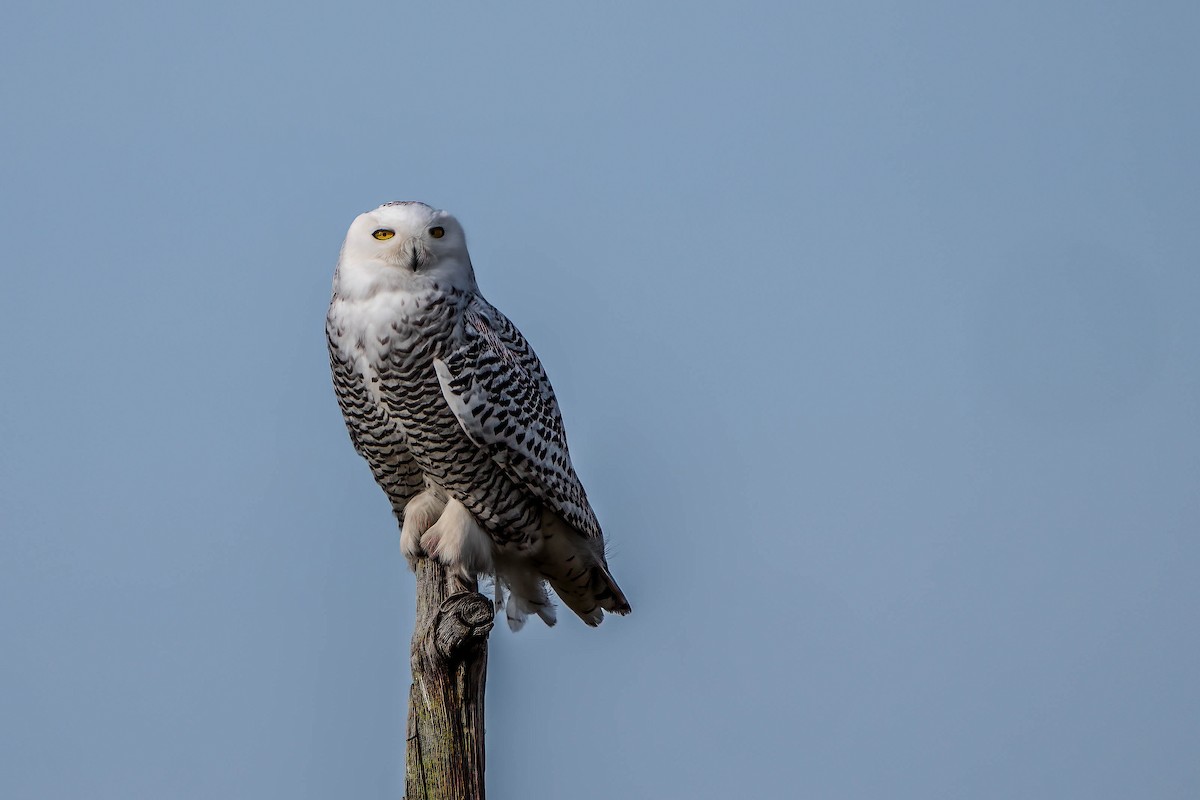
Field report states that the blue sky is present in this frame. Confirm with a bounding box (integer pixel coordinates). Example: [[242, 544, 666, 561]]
[[2, 2, 1197, 798]]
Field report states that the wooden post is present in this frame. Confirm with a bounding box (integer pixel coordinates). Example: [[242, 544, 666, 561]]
[[405, 559, 494, 800]]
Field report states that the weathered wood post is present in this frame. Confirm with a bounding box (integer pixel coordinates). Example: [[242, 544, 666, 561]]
[[404, 559, 494, 800]]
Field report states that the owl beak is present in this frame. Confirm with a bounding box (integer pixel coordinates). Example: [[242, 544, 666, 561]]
[[400, 238, 425, 270]]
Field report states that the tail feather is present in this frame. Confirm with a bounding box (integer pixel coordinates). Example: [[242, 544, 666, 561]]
[[536, 509, 631, 627], [494, 557, 558, 631]]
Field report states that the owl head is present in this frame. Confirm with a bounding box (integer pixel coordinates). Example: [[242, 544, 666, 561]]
[[336, 201, 476, 296]]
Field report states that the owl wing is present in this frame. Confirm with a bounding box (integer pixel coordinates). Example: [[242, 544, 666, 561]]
[[433, 297, 602, 540], [327, 316, 425, 514]]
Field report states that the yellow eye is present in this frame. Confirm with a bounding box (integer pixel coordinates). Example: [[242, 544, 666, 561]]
[[429, 226, 445, 239], [372, 229, 395, 240]]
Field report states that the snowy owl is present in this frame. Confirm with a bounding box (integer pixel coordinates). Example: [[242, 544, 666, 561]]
[[326, 201, 630, 629]]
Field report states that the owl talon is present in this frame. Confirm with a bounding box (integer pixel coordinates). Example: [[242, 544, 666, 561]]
[[419, 530, 444, 561], [400, 489, 447, 572], [401, 530, 425, 568], [420, 498, 494, 579]]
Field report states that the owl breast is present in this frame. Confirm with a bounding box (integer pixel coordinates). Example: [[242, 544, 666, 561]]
[[366, 286, 542, 547]]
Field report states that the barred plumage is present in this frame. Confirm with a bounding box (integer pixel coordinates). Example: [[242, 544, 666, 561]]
[[327, 201, 630, 628]]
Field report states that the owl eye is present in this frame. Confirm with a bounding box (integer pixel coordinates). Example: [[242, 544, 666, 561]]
[[372, 229, 395, 240], [429, 226, 445, 239]]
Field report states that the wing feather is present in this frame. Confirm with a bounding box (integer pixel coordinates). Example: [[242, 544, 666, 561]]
[[434, 298, 602, 539], [327, 320, 424, 513]]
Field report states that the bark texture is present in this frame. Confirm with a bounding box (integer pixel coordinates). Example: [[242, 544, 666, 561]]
[[405, 559, 494, 800]]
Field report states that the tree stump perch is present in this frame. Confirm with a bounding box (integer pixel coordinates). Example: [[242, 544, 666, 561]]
[[405, 559, 494, 800]]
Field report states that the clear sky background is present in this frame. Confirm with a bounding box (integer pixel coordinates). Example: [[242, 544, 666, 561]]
[[2, 2, 1197, 798]]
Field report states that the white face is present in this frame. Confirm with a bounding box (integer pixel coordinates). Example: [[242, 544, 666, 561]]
[[336, 202, 475, 296]]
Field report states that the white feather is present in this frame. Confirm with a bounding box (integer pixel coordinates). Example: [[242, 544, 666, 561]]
[[420, 498, 494, 579], [400, 489, 446, 568]]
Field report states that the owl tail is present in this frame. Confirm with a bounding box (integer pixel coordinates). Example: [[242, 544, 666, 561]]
[[535, 509, 631, 627], [492, 564, 557, 632]]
